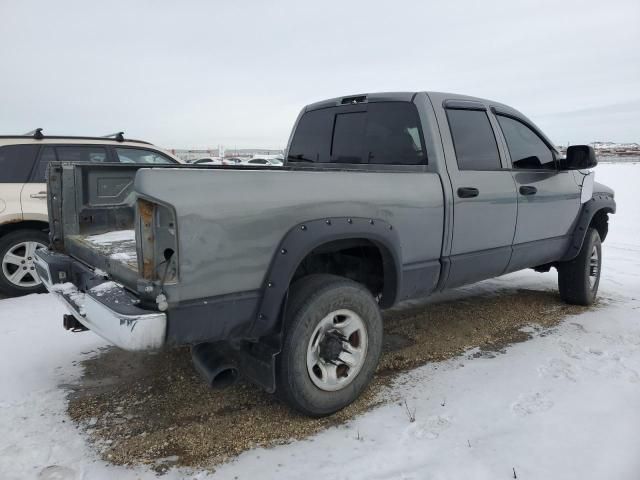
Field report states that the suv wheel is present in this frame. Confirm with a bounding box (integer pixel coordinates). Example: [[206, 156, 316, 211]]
[[276, 274, 383, 417], [0, 230, 48, 296], [558, 227, 602, 306]]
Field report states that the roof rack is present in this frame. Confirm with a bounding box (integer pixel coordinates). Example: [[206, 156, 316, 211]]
[[0, 131, 151, 145], [103, 131, 125, 142], [24, 128, 44, 139]]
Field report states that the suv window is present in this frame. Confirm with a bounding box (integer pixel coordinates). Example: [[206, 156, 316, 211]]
[[30, 146, 57, 183], [56, 146, 109, 163], [0, 145, 39, 183], [288, 102, 426, 165], [446, 109, 501, 171], [496, 115, 555, 170], [115, 148, 175, 164]]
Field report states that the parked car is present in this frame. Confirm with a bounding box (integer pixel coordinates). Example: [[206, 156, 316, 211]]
[[193, 157, 223, 165], [0, 130, 182, 296], [35, 92, 615, 416], [245, 156, 284, 166], [222, 157, 244, 166]]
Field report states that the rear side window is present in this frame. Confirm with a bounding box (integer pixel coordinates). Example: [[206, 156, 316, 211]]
[[0, 145, 39, 183], [288, 102, 426, 165], [30, 146, 57, 183], [365, 103, 425, 165], [332, 112, 367, 163], [496, 115, 555, 170], [115, 148, 176, 164], [288, 108, 334, 163], [446, 109, 501, 170], [56, 146, 109, 163]]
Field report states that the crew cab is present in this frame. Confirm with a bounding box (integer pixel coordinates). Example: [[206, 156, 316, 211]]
[[35, 92, 615, 416], [0, 130, 182, 296]]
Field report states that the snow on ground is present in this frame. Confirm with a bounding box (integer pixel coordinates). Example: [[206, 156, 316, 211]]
[[84, 230, 135, 245], [1, 163, 639, 480]]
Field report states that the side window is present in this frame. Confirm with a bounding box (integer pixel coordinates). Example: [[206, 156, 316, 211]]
[[365, 102, 426, 165], [56, 146, 108, 163], [30, 146, 57, 183], [288, 102, 427, 165], [115, 148, 176, 164], [446, 109, 501, 170], [496, 115, 555, 170], [331, 112, 366, 163], [287, 108, 334, 163], [0, 145, 39, 183]]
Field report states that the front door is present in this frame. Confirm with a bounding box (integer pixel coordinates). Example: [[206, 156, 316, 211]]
[[441, 106, 518, 288], [493, 114, 581, 272]]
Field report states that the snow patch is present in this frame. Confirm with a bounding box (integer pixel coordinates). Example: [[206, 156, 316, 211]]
[[85, 230, 135, 245]]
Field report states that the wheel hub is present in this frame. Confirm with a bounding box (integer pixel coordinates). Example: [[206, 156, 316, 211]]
[[318, 331, 346, 362], [2, 241, 46, 288], [588, 244, 599, 289], [306, 309, 369, 392]]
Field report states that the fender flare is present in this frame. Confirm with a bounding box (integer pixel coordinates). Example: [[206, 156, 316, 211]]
[[248, 216, 403, 339], [561, 192, 616, 262]]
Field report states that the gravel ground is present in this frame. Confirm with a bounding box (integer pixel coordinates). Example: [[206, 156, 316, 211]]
[[65, 287, 589, 472]]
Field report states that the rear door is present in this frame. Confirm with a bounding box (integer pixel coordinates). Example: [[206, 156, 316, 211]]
[[20, 146, 56, 222], [438, 102, 518, 288], [21, 145, 112, 221], [493, 113, 581, 271], [1, 144, 40, 223]]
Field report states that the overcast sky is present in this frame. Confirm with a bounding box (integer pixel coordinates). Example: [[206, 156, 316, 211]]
[[1, 0, 638, 149]]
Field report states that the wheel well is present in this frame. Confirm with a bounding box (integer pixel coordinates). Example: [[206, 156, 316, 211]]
[[290, 238, 397, 307], [0, 221, 49, 238], [590, 210, 610, 242]]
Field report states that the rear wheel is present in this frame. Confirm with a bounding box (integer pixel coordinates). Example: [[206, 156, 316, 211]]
[[0, 229, 48, 296], [558, 227, 601, 306], [276, 274, 383, 417]]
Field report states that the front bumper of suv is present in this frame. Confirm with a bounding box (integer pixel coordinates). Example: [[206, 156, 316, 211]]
[[34, 248, 166, 351]]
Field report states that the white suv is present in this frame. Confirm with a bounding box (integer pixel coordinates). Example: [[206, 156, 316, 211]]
[[0, 130, 182, 296]]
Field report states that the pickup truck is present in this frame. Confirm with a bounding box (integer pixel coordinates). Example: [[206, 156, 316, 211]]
[[35, 91, 616, 416]]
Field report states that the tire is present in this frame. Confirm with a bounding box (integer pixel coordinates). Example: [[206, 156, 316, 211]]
[[276, 274, 383, 417], [0, 229, 48, 296], [558, 227, 602, 306]]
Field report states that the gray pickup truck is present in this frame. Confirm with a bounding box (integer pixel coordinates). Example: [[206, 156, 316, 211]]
[[35, 91, 615, 416]]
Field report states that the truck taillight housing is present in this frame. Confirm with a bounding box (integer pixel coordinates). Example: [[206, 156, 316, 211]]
[[136, 198, 178, 283]]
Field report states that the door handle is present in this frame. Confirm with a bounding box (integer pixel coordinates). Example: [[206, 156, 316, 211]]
[[519, 186, 537, 196], [30, 192, 47, 199], [457, 187, 479, 198]]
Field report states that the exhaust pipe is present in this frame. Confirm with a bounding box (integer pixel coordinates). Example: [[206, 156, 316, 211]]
[[63, 314, 88, 332], [191, 343, 239, 389]]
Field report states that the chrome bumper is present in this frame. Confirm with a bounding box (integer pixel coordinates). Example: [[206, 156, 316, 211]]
[[35, 249, 166, 351]]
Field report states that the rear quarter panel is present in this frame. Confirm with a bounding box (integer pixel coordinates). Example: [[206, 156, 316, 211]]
[[0, 183, 24, 224]]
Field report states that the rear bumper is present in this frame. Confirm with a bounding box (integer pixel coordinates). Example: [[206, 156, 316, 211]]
[[34, 249, 166, 351]]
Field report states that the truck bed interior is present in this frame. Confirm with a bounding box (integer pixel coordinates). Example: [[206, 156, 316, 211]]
[[48, 163, 150, 286], [67, 230, 138, 271]]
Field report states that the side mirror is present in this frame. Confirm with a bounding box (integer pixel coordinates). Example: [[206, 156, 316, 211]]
[[560, 145, 597, 170]]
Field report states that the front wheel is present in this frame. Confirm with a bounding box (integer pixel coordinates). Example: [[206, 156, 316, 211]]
[[558, 228, 602, 306], [276, 274, 383, 417]]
